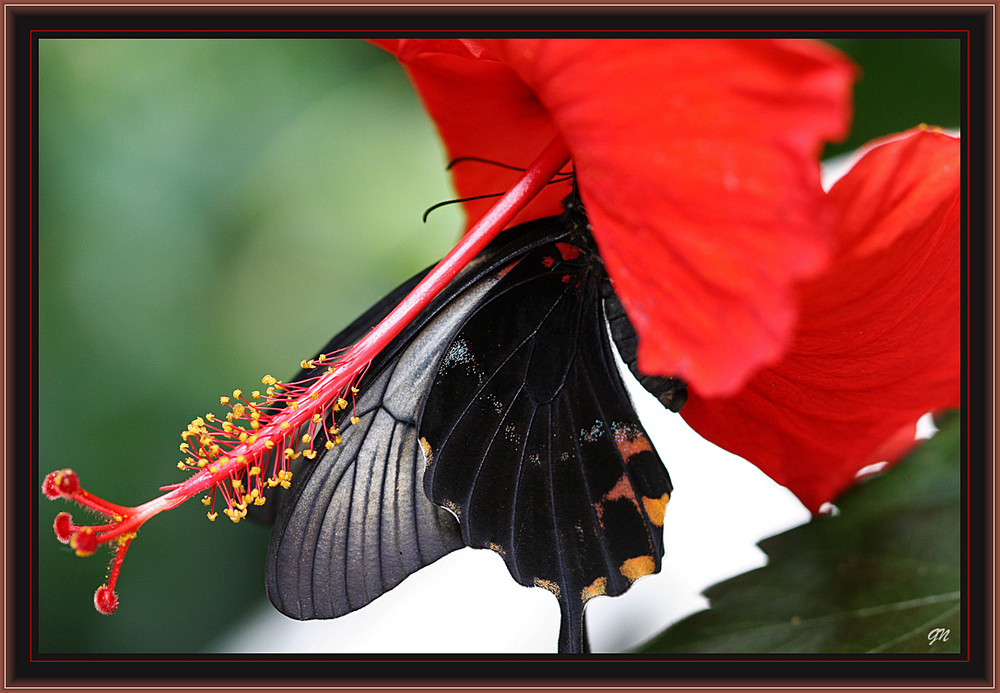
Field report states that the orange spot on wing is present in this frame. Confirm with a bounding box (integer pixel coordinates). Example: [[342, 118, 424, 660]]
[[615, 430, 653, 460], [642, 493, 670, 527], [581, 576, 607, 603], [533, 577, 562, 598], [620, 555, 655, 582]]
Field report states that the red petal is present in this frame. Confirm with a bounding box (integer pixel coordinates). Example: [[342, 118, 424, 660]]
[[681, 129, 960, 512], [376, 39, 855, 395], [369, 39, 571, 228]]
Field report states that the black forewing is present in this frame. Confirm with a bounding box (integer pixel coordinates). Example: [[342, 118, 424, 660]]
[[264, 218, 574, 620], [419, 232, 674, 653]]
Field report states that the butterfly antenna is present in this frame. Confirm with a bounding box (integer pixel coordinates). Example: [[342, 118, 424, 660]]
[[422, 192, 506, 223], [447, 156, 574, 178]]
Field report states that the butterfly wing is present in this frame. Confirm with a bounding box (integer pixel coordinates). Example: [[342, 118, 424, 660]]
[[419, 232, 674, 653], [264, 220, 562, 620]]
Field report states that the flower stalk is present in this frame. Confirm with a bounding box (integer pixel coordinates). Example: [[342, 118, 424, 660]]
[[44, 134, 572, 614]]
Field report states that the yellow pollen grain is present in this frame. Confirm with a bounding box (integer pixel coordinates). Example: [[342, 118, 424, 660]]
[[620, 556, 656, 582]]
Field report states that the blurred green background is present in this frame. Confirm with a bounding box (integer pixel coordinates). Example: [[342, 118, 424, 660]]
[[37, 38, 960, 654]]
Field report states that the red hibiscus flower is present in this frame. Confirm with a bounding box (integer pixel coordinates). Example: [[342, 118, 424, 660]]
[[373, 38, 960, 513]]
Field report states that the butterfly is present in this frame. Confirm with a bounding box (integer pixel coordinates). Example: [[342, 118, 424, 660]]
[[260, 192, 687, 653]]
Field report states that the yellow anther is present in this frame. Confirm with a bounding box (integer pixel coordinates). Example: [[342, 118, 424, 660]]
[[329, 426, 339, 435], [251, 421, 261, 431], [301, 433, 311, 443], [222, 422, 234, 433], [351, 387, 360, 395], [280, 480, 291, 489], [251, 390, 261, 399], [177, 461, 187, 470], [207, 512, 218, 521], [254, 497, 266, 506], [289, 401, 299, 411], [247, 434, 257, 444], [220, 396, 230, 405], [335, 398, 348, 411], [280, 421, 290, 430], [239, 432, 248, 442], [264, 439, 275, 450], [300, 359, 313, 370], [231, 479, 243, 491], [233, 389, 242, 399], [310, 392, 319, 401], [201, 496, 211, 506], [325, 441, 335, 450], [232, 403, 245, 418], [350, 416, 361, 425], [218, 456, 230, 465], [327, 367, 337, 374], [312, 413, 322, 423], [262, 374, 276, 386], [197, 459, 208, 468], [303, 449, 317, 460], [266, 387, 275, 397], [284, 448, 299, 460], [206, 413, 216, 422], [334, 435, 342, 446], [316, 354, 327, 364], [249, 466, 261, 476]]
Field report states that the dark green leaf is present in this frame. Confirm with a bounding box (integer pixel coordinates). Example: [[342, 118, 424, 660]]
[[638, 413, 961, 654]]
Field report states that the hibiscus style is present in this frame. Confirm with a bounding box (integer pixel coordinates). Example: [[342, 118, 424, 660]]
[[44, 39, 960, 653]]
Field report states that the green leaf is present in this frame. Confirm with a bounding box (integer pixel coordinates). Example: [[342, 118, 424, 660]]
[[638, 413, 961, 654]]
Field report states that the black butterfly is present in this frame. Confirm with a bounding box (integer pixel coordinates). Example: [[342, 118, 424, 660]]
[[261, 194, 687, 653]]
